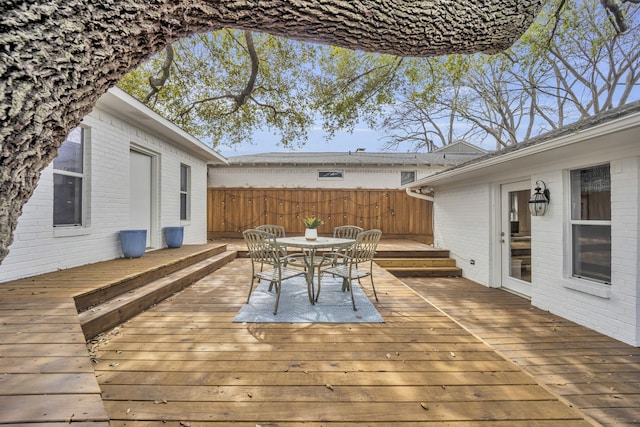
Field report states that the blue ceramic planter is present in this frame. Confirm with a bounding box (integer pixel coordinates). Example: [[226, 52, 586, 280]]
[[120, 229, 147, 258], [164, 226, 184, 248]]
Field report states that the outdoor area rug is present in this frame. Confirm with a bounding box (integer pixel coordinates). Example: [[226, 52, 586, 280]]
[[233, 275, 384, 323]]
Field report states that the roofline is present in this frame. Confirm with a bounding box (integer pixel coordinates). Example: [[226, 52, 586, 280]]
[[433, 140, 488, 154], [220, 151, 479, 167], [224, 160, 437, 167], [96, 87, 228, 165], [407, 108, 640, 189]]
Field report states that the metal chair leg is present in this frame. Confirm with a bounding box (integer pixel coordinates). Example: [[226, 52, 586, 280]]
[[370, 275, 378, 301], [349, 280, 357, 311], [247, 277, 256, 303], [273, 281, 281, 315]]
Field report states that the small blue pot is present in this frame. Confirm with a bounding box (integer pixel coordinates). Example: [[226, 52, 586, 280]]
[[120, 229, 147, 258], [164, 226, 184, 248]]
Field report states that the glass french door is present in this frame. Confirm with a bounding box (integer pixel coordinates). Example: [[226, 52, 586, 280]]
[[500, 182, 532, 297]]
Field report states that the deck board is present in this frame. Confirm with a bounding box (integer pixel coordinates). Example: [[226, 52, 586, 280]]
[[89, 258, 591, 426], [2, 240, 637, 425], [403, 277, 640, 427], [0, 244, 224, 425], [0, 395, 106, 424]]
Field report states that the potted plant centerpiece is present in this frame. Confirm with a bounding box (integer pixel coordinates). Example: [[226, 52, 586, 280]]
[[302, 216, 323, 240]]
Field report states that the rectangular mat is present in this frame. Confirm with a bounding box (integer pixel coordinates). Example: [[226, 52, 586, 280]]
[[233, 275, 384, 323]]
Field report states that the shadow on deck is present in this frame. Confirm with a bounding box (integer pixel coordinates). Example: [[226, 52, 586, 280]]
[[1, 240, 638, 425]]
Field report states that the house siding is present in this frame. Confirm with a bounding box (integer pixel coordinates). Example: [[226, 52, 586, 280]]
[[428, 117, 640, 346], [529, 158, 640, 346], [209, 167, 439, 189], [0, 100, 211, 283], [433, 183, 493, 286]]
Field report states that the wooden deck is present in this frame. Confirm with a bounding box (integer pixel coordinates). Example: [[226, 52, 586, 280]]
[[1, 240, 638, 425], [403, 277, 640, 426], [0, 244, 225, 425]]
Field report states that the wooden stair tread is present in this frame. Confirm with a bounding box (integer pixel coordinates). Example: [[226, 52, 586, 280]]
[[384, 264, 463, 278], [384, 266, 462, 271], [374, 249, 450, 258], [375, 258, 457, 267], [79, 250, 236, 339], [75, 244, 228, 312], [235, 240, 462, 278]]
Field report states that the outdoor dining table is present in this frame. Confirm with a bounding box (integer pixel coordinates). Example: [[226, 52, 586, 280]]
[[276, 236, 355, 304]]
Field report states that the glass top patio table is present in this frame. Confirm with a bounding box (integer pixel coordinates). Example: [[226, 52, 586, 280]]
[[276, 236, 355, 303]]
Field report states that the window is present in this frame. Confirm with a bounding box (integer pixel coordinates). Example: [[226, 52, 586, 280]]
[[180, 164, 190, 221], [570, 164, 611, 284], [401, 170, 416, 186], [318, 170, 344, 180], [53, 127, 84, 226]]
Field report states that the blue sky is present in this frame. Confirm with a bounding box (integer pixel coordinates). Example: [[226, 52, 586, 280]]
[[216, 125, 394, 157]]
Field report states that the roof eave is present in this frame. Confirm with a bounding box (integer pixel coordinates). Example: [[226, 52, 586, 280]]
[[408, 109, 640, 189], [96, 87, 228, 165]]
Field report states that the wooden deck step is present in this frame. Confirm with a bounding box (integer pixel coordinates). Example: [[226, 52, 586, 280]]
[[375, 257, 457, 268], [384, 265, 463, 277], [78, 250, 236, 339], [235, 239, 461, 277], [75, 244, 228, 312], [374, 248, 451, 258], [237, 248, 452, 259], [375, 257, 462, 277]]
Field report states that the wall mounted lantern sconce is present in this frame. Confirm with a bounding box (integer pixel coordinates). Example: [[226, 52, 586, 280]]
[[528, 180, 550, 216]]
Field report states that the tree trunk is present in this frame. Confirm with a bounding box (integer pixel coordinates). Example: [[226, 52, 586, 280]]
[[0, 0, 544, 264]]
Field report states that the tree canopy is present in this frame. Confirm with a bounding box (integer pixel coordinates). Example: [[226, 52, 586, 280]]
[[120, 0, 639, 153], [0, 0, 547, 263], [119, 32, 407, 149], [386, 0, 640, 151]]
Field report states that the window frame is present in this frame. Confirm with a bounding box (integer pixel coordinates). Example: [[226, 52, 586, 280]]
[[568, 163, 611, 285], [318, 170, 344, 180], [180, 163, 191, 221], [401, 170, 417, 186], [53, 127, 86, 227]]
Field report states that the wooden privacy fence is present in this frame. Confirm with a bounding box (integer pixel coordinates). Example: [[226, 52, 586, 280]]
[[207, 188, 433, 243]]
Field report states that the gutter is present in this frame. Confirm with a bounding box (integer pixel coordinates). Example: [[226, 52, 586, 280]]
[[405, 187, 434, 202], [408, 107, 640, 189]]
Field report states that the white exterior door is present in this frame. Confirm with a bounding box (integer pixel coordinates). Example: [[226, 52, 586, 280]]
[[129, 150, 153, 247], [500, 181, 532, 298]]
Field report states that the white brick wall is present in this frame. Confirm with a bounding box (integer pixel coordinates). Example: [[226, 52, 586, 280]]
[[0, 102, 211, 282], [529, 158, 640, 346], [433, 182, 493, 285], [431, 141, 640, 345]]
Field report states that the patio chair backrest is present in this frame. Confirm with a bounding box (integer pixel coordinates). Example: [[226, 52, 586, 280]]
[[256, 224, 286, 238], [243, 229, 282, 267], [333, 225, 363, 240], [347, 229, 382, 264]]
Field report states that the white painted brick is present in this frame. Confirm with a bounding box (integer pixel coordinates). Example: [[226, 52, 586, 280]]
[[0, 99, 212, 282], [431, 149, 640, 346]]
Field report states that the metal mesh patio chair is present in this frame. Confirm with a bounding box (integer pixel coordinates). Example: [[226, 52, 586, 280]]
[[317, 229, 382, 310], [333, 225, 363, 240], [243, 229, 306, 315], [315, 225, 364, 276], [255, 225, 290, 284], [324, 225, 363, 267], [256, 224, 286, 238]]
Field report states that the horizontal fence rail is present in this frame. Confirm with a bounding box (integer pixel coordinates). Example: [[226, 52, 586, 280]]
[[207, 188, 433, 243]]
